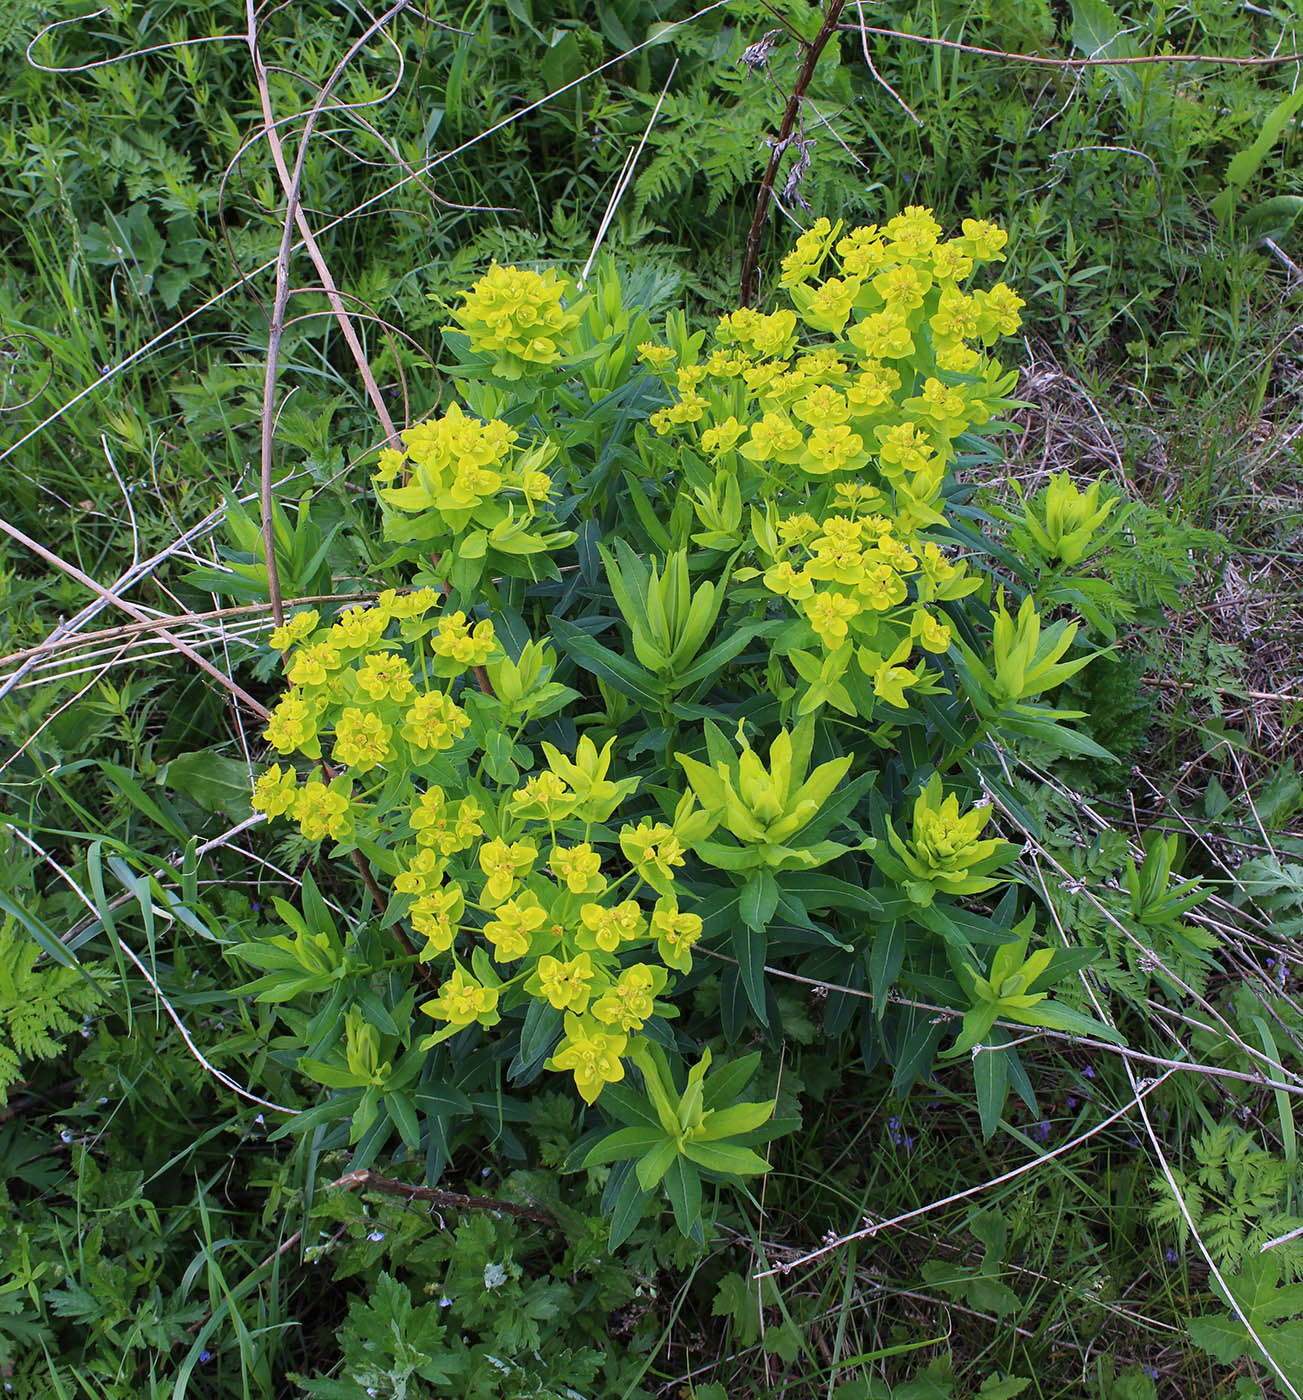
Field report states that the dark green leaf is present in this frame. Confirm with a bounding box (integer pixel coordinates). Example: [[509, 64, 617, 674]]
[[740, 870, 779, 933], [663, 1157, 703, 1239], [548, 615, 665, 708], [732, 923, 769, 1025]]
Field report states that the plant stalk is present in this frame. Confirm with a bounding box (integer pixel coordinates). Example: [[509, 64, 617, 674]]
[[739, 0, 848, 307]]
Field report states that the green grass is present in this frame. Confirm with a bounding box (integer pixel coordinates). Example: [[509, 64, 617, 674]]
[[3, 0, 1303, 1395]]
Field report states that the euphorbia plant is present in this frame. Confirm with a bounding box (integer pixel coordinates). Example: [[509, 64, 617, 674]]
[[240, 209, 1133, 1244]]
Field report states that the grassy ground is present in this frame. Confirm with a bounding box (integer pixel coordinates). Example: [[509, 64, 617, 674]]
[[3, 0, 1303, 1395]]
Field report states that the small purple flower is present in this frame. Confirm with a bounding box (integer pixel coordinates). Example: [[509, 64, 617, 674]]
[[1165, 1247, 1178, 1264], [1066, 1095, 1078, 1110], [1082, 1065, 1095, 1080], [887, 1115, 915, 1151], [1032, 1120, 1052, 1144], [199, 1351, 212, 1364], [1144, 1366, 1159, 1380], [368, 1230, 385, 1242]]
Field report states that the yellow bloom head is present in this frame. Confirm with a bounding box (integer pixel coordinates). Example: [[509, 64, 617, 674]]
[[547, 1013, 627, 1104], [453, 263, 582, 379]]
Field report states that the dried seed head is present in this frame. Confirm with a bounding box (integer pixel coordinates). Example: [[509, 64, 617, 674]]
[[739, 28, 784, 74]]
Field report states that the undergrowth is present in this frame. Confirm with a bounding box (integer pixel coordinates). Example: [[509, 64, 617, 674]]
[[2, 1, 1303, 1397]]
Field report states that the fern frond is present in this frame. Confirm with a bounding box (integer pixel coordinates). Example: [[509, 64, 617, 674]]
[[0, 917, 103, 1106]]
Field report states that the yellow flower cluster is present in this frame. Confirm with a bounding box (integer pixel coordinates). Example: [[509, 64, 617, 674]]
[[641, 208, 1021, 718], [756, 505, 983, 712], [375, 402, 557, 519], [253, 593, 493, 841], [257, 653, 712, 1103], [882, 773, 1015, 905], [451, 262, 583, 380], [398, 736, 710, 1103], [251, 210, 1036, 1113]]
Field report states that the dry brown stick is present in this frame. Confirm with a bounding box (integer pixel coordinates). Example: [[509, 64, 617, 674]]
[[0, 593, 378, 672], [247, 0, 406, 454], [839, 22, 1303, 70], [257, 1165, 555, 1272], [326, 1170, 556, 1226], [1152, 676, 1303, 704], [739, 0, 848, 308], [241, 3, 441, 969], [0, 513, 268, 719], [247, 0, 408, 626]]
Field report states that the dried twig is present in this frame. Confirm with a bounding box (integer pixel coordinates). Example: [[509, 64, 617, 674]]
[[0, 512, 268, 719], [246, 0, 409, 626], [0, 592, 376, 678], [850, 0, 921, 127], [739, 0, 848, 307], [836, 22, 1303, 70], [755, 1070, 1178, 1279], [326, 1170, 556, 1226]]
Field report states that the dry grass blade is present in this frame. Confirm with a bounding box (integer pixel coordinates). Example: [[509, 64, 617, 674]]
[[755, 1070, 1179, 1280], [837, 21, 1303, 69], [0, 593, 377, 686], [0, 512, 268, 718], [246, 0, 410, 624], [8, 823, 298, 1116], [580, 59, 679, 288], [3, 0, 733, 477]]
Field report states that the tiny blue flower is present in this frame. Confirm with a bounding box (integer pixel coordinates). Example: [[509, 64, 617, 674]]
[[1032, 1120, 1051, 1144], [199, 1351, 212, 1364], [368, 1230, 385, 1242], [1082, 1065, 1095, 1079], [1165, 1247, 1178, 1264], [886, 1115, 914, 1150]]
